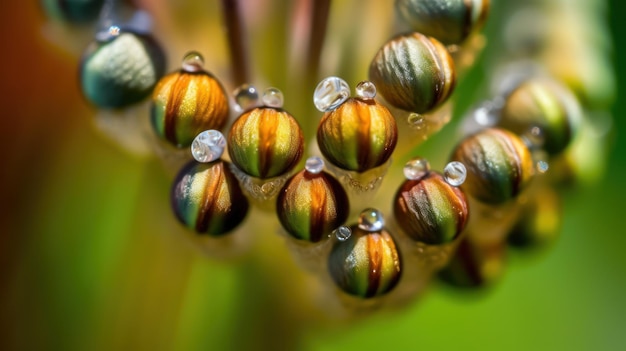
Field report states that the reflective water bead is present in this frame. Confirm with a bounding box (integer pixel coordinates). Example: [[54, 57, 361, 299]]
[[276, 170, 349, 243], [317, 98, 397, 172], [369, 33, 456, 114], [450, 128, 534, 204], [395, 0, 491, 45], [355, 81, 377, 100], [443, 161, 467, 187], [333, 226, 352, 241], [262, 87, 284, 108], [305, 156, 324, 174], [42, 0, 105, 24], [403, 157, 430, 180], [358, 208, 385, 232], [328, 225, 402, 298], [181, 51, 204, 72], [191, 130, 226, 163], [407, 113, 425, 129], [171, 160, 249, 236], [394, 172, 469, 244], [80, 30, 166, 108], [537, 160, 549, 174], [228, 107, 304, 179], [95, 25, 121, 42], [234, 84, 259, 111], [151, 64, 229, 147], [313, 77, 350, 112]]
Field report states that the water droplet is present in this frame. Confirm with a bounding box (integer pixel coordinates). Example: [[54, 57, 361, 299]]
[[234, 84, 259, 111], [261, 181, 277, 195], [522, 125, 545, 149], [403, 157, 430, 180], [182, 51, 204, 72], [95, 25, 121, 42], [358, 208, 384, 232], [313, 77, 350, 112], [333, 226, 352, 241], [262, 87, 284, 108], [191, 130, 226, 163], [305, 156, 324, 174], [536, 160, 549, 173], [355, 81, 376, 100], [444, 161, 467, 187], [408, 113, 425, 128]]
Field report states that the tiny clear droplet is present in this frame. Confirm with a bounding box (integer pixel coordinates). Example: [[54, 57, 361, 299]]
[[355, 81, 376, 100], [95, 25, 121, 42], [403, 157, 430, 180], [333, 225, 352, 241], [408, 113, 425, 128], [191, 130, 226, 163], [234, 84, 259, 111], [522, 125, 545, 149], [358, 208, 384, 232], [536, 160, 549, 173], [444, 161, 467, 187], [305, 156, 324, 174], [182, 51, 205, 72], [313, 77, 350, 112], [262, 87, 284, 108]]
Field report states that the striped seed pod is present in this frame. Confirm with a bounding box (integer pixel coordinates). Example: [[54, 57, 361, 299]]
[[451, 128, 534, 205], [369, 32, 456, 114], [80, 31, 166, 109], [276, 170, 349, 243], [393, 172, 469, 245], [228, 107, 304, 179], [498, 78, 580, 155], [328, 226, 402, 298], [395, 0, 490, 45], [171, 160, 249, 236], [317, 98, 397, 172], [438, 236, 505, 288], [151, 70, 229, 147]]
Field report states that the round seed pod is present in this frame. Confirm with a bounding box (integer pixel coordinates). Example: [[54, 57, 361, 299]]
[[395, 0, 490, 45], [276, 170, 349, 242], [498, 78, 580, 155], [228, 107, 304, 179], [41, 0, 104, 23], [80, 30, 166, 109], [507, 187, 561, 250], [151, 70, 229, 147], [369, 32, 455, 114], [317, 98, 397, 172], [171, 160, 249, 236], [450, 128, 534, 205], [438, 237, 505, 288], [393, 172, 469, 245], [328, 226, 402, 298]]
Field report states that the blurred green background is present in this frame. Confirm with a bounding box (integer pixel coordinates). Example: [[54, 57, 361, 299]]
[[1, 1, 625, 350]]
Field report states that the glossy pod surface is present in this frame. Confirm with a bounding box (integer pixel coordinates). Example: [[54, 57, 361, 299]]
[[317, 98, 397, 172], [228, 107, 304, 179], [328, 226, 402, 298], [451, 128, 534, 205], [151, 70, 229, 147], [171, 160, 249, 236], [395, 0, 490, 45], [394, 172, 469, 245], [369, 32, 455, 114], [80, 32, 166, 109], [498, 78, 579, 155], [277, 171, 349, 242]]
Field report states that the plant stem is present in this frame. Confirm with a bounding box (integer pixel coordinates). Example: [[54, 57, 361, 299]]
[[221, 0, 250, 87]]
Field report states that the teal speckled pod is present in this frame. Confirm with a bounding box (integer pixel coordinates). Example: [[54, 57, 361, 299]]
[[438, 237, 505, 288], [395, 0, 490, 45], [317, 98, 397, 172], [41, 0, 104, 23], [394, 172, 469, 245], [80, 31, 166, 109], [228, 107, 304, 179], [151, 70, 229, 147], [498, 78, 580, 155], [276, 170, 349, 242], [171, 160, 249, 236], [369, 32, 456, 114], [328, 226, 402, 298], [451, 128, 534, 205]]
